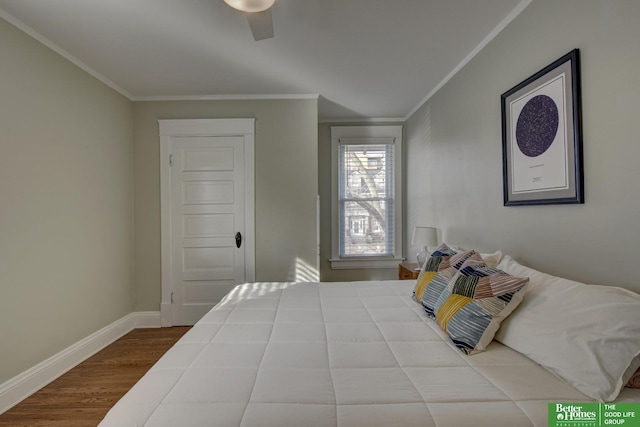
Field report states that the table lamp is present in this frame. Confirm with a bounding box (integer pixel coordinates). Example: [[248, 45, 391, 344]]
[[411, 226, 438, 269]]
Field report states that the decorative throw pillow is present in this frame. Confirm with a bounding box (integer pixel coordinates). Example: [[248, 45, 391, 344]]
[[412, 243, 458, 302], [627, 368, 640, 388], [433, 261, 529, 355], [419, 250, 485, 318]]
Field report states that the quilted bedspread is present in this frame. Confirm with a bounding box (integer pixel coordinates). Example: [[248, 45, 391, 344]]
[[99, 280, 639, 427]]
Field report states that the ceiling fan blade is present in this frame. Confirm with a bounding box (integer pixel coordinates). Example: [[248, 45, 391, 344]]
[[246, 9, 274, 41]]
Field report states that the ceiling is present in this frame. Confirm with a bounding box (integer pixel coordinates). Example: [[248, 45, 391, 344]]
[[0, 0, 530, 120]]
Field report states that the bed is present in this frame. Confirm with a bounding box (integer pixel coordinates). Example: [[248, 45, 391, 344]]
[[99, 250, 640, 427]]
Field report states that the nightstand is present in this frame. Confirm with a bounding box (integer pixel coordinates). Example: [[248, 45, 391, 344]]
[[398, 262, 420, 280]]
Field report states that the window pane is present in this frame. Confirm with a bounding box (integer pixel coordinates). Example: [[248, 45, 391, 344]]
[[340, 200, 393, 256], [338, 143, 394, 257], [339, 145, 392, 200]]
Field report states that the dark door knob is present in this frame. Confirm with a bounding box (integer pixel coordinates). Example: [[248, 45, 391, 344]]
[[235, 232, 242, 248]]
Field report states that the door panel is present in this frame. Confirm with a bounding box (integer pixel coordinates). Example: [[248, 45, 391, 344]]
[[182, 214, 234, 238], [170, 136, 246, 325], [183, 280, 237, 305], [182, 181, 235, 205], [182, 147, 234, 171]]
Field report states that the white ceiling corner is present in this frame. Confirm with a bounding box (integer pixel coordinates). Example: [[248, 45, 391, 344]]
[[0, 0, 532, 120]]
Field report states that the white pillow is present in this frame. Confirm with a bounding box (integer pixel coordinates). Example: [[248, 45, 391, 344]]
[[479, 250, 503, 268], [496, 255, 640, 402]]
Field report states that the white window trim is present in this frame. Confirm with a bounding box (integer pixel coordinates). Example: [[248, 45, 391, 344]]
[[330, 125, 403, 269]]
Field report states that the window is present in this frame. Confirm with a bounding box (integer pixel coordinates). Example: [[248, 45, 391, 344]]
[[330, 126, 403, 269]]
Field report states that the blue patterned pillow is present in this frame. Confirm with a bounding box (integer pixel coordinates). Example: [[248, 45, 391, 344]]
[[412, 243, 458, 302], [420, 250, 484, 318], [433, 260, 529, 354]]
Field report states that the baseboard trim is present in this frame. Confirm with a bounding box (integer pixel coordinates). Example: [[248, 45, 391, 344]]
[[0, 311, 161, 415], [133, 311, 163, 328]]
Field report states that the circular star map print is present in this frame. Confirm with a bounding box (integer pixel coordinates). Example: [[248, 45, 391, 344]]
[[515, 94, 559, 157]]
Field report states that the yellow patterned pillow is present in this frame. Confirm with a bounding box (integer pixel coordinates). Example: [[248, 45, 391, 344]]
[[412, 243, 457, 302], [419, 250, 484, 317], [627, 368, 640, 388], [433, 261, 529, 355], [413, 272, 438, 303]]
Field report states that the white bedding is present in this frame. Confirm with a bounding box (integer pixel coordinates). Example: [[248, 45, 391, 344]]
[[99, 280, 640, 427]]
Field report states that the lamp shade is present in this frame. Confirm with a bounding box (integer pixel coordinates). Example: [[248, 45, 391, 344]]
[[224, 0, 275, 12], [411, 226, 438, 248]]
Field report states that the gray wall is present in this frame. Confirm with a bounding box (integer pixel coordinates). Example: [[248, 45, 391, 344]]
[[406, 0, 640, 291], [0, 18, 134, 383], [133, 99, 318, 311]]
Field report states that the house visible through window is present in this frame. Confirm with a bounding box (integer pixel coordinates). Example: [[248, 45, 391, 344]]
[[330, 126, 403, 269]]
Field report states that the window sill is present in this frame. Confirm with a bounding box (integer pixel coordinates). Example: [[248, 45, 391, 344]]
[[329, 257, 405, 270]]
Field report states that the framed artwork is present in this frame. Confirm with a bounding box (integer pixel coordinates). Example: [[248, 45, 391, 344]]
[[501, 49, 583, 206]]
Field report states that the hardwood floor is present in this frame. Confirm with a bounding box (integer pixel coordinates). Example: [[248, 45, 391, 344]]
[[0, 327, 190, 427]]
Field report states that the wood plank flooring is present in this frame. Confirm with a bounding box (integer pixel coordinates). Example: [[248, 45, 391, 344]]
[[0, 327, 190, 427]]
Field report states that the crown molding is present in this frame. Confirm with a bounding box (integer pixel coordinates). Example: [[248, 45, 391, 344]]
[[134, 93, 320, 102], [403, 0, 534, 120], [318, 117, 405, 124], [0, 8, 134, 100]]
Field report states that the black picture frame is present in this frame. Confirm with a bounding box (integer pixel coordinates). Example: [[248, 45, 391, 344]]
[[501, 49, 583, 206]]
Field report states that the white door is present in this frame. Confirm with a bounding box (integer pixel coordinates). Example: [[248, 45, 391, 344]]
[[160, 119, 255, 326]]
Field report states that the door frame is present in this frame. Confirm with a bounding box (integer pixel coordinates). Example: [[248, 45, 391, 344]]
[[159, 118, 255, 326]]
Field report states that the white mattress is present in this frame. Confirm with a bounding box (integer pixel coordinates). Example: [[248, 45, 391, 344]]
[[99, 280, 640, 426]]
